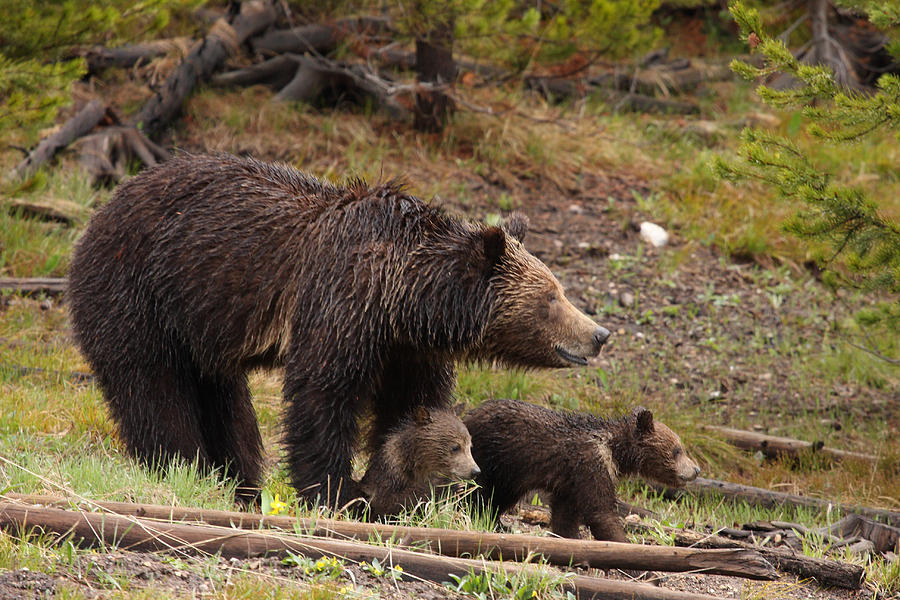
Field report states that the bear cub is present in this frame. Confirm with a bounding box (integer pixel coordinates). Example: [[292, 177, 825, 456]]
[[361, 406, 480, 519], [465, 399, 700, 541]]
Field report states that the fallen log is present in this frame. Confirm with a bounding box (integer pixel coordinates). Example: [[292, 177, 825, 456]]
[[73, 125, 170, 184], [0, 502, 723, 600], [0, 278, 66, 296], [668, 528, 865, 590], [211, 54, 300, 89], [273, 55, 408, 120], [663, 478, 900, 528], [703, 425, 879, 463], [250, 17, 392, 56], [72, 38, 193, 74], [523, 77, 700, 114], [5, 198, 82, 225], [825, 514, 900, 554], [10, 100, 108, 180], [587, 62, 734, 96], [5, 494, 776, 580]]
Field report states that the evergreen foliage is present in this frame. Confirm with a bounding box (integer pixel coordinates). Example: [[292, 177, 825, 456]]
[[396, 0, 661, 72], [0, 0, 200, 141], [716, 2, 900, 358]]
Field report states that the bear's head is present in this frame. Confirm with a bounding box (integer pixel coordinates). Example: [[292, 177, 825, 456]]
[[476, 213, 611, 368], [409, 407, 481, 484], [629, 407, 700, 487]]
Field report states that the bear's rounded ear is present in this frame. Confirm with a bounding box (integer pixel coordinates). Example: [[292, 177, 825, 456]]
[[633, 407, 654, 436], [413, 406, 433, 426], [504, 212, 529, 243], [482, 226, 507, 266]]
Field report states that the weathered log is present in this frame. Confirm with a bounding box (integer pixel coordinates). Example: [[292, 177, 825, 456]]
[[825, 514, 900, 554], [0, 278, 66, 296], [73, 38, 192, 74], [664, 478, 900, 527], [5, 199, 81, 225], [5, 494, 776, 580], [587, 62, 734, 96], [10, 100, 108, 180], [133, 0, 277, 139], [251, 17, 392, 56], [211, 54, 300, 89], [0, 502, 722, 600], [523, 77, 700, 113], [669, 528, 865, 590], [271, 55, 409, 120], [703, 425, 879, 463], [73, 125, 170, 183]]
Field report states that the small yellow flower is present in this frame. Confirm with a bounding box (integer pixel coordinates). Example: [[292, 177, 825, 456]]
[[394, 565, 403, 572], [531, 591, 538, 598], [267, 494, 287, 515]]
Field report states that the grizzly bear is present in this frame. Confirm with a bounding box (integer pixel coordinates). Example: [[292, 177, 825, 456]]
[[360, 406, 479, 519], [67, 153, 609, 506], [464, 399, 700, 541]]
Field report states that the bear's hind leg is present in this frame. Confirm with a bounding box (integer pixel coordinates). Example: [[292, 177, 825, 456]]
[[97, 358, 211, 473], [196, 374, 263, 503], [549, 496, 584, 539]]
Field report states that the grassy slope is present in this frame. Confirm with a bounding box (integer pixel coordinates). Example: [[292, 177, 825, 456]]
[[1, 45, 899, 600]]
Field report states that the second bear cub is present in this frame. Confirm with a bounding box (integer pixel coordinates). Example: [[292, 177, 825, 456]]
[[465, 399, 700, 541], [361, 406, 480, 519]]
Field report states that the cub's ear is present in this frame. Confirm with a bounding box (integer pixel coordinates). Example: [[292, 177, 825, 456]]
[[504, 212, 529, 243], [633, 407, 654, 436], [413, 406, 433, 426], [451, 402, 467, 417], [482, 226, 507, 266]]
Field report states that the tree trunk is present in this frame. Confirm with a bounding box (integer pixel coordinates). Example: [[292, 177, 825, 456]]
[[414, 22, 456, 132]]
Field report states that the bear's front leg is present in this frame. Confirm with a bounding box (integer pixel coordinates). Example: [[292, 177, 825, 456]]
[[282, 363, 366, 510], [587, 511, 628, 542]]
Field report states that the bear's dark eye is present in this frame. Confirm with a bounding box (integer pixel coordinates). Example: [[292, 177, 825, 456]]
[[452, 443, 462, 453], [547, 292, 557, 303], [672, 448, 682, 459]]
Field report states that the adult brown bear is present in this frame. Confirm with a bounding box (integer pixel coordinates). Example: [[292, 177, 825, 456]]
[[68, 153, 609, 506]]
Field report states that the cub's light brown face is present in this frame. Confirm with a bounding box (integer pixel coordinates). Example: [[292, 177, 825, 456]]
[[413, 409, 480, 482], [633, 409, 701, 488]]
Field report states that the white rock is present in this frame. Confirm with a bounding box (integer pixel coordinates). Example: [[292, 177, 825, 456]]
[[639, 221, 669, 247]]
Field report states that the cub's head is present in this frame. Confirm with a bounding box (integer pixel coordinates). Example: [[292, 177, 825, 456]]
[[476, 213, 611, 368], [630, 408, 700, 487], [409, 407, 480, 483]]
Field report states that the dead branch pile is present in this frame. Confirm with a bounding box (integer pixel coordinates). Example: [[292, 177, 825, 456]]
[[7, 1, 748, 185]]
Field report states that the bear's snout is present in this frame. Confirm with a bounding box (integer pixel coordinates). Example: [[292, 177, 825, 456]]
[[469, 465, 481, 478], [677, 458, 701, 483], [592, 327, 611, 351]]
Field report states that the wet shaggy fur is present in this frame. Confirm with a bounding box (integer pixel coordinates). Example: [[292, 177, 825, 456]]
[[360, 406, 480, 519], [465, 399, 700, 541], [67, 153, 609, 506]]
